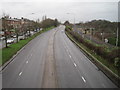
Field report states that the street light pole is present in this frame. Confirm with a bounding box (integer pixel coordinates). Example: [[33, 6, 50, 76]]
[[101, 32, 104, 41], [116, 27, 118, 47], [22, 13, 35, 39], [90, 28, 92, 41], [25, 13, 35, 19], [66, 13, 75, 31], [16, 25, 19, 43]]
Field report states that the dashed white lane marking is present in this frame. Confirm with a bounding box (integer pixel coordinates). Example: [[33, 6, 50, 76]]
[[82, 76, 86, 83], [69, 55, 71, 58], [74, 63, 77, 67], [19, 72, 22, 76], [26, 61, 28, 64]]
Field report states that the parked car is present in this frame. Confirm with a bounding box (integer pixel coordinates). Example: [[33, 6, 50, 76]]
[[19, 36, 25, 40], [0, 37, 5, 40], [13, 35, 17, 38], [7, 38, 14, 44]]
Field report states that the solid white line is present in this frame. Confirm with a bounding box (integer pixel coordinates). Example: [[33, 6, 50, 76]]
[[26, 61, 28, 64], [82, 76, 86, 83], [69, 55, 71, 58], [74, 63, 77, 67], [19, 72, 22, 76]]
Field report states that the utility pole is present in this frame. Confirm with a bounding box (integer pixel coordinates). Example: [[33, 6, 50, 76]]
[[15, 25, 18, 43], [116, 27, 118, 47], [66, 13, 75, 31], [90, 28, 92, 41]]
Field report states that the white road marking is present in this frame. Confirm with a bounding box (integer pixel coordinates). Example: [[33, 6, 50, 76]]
[[26, 61, 28, 64], [19, 72, 22, 76], [82, 76, 86, 83], [69, 55, 71, 58], [74, 63, 77, 67]]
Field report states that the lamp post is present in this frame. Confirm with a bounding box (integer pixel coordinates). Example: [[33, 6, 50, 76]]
[[66, 13, 75, 31], [90, 28, 95, 41], [25, 13, 35, 19], [100, 32, 104, 41], [21, 13, 35, 39], [116, 27, 118, 47], [15, 25, 19, 43], [21, 17, 26, 39], [90, 28, 92, 41]]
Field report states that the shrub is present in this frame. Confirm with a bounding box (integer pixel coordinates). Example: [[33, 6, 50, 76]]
[[108, 48, 120, 63], [66, 25, 120, 64]]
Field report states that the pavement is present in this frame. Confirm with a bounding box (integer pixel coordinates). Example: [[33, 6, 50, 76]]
[[1, 25, 117, 88]]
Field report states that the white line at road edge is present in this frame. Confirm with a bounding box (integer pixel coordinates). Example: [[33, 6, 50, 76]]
[[82, 76, 86, 83], [19, 72, 22, 76], [74, 63, 77, 67]]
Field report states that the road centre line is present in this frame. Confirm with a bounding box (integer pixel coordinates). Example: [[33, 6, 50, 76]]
[[69, 55, 71, 58], [26, 61, 28, 64], [82, 76, 86, 83], [74, 63, 77, 67], [19, 72, 22, 76]]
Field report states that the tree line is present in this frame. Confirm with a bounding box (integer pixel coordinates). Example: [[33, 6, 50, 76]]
[[1, 14, 60, 48]]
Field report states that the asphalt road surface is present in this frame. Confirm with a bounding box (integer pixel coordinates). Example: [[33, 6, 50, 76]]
[[2, 25, 117, 88]]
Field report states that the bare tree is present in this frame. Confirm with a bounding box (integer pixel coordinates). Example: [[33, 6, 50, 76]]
[[2, 13, 10, 48]]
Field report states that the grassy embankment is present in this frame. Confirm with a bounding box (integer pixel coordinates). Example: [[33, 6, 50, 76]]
[[65, 25, 120, 75], [0, 26, 54, 66]]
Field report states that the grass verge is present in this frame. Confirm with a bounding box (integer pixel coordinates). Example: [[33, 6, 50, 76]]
[[0, 26, 54, 66]]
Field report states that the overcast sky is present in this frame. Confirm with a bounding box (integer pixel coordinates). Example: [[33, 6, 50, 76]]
[[0, 0, 119, 23]]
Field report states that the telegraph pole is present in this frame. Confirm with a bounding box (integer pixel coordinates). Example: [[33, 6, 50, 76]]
[[116, 27, 118, 47]]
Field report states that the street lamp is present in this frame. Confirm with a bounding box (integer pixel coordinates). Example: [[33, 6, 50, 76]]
[[21, 13, 35, 38], [25, 13, 35, 19], [116, 27, 118, 47], [100, 32, 104, 41], [66, 13, 76, 31], [66, 13, 75, 25], [90, 28, 95, 41]]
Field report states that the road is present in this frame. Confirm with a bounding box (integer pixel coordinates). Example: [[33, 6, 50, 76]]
[[2, 25, 117, 88]]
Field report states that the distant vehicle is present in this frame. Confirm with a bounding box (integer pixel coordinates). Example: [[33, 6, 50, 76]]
[[19, 37, 25, 40], [61, 30, 64, 33], [19, 36, 25, 40], [12, 35, 17, 38], [40, 28, 42, 31], [0, 37, 5, 40], [7, 38, 14, 44]]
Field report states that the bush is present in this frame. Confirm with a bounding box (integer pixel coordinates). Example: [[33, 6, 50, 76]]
[[108, 37, 116, 46], [66, 25, 120, 64], [114, 57, 120, 67], [108, 48, 120, 63]]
